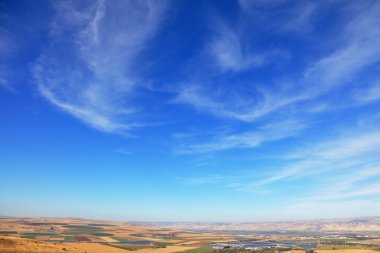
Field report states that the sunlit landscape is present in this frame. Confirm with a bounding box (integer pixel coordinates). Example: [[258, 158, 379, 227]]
[[1, 0, 380, 252], [1, 217, 380, 252]]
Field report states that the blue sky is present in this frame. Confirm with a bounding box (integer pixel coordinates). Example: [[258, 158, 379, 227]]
[[1, 0, 380, 222]]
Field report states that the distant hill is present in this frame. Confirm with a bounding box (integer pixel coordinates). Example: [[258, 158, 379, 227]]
[[143, 217, 380, 232]]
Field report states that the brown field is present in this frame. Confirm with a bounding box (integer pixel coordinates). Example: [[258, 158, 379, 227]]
[[35, 236, 50, 240], [99, 236, 118, 242], [135, 245, 197, 253], [65, 242, 133, 253], [74, 235, 91, 242], [49, 237, 65, 241]]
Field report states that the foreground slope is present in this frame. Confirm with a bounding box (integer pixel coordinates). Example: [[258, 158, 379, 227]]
[[0, 236, 82, 253]]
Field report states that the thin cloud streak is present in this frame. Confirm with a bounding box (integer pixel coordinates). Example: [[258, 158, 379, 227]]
[[0, 20, 16, 91], [32, 0, 167, 133], [354, 81, 380, 104], [175, 119, 308, 154], [115, 148, 133, 155], [239, 0, 319, 34], [174, 83, 307, 123], [208, 21, 281, 72], [304, 5, 380, 92], [257, 130, 380, 186]]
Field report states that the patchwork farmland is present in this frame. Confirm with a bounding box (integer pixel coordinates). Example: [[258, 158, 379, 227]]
[[0, 217, 208, 252]]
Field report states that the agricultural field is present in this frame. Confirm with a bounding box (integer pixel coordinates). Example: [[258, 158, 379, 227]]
[[0, 217, 209, 253], [1, 217, 380, 253]]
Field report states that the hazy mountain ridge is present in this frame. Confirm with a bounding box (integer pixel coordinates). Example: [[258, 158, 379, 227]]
[[143, 217, 380, 232]]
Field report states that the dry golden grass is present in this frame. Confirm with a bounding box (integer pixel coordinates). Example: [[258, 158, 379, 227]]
[[0, 236, 82, 253], [135, 245, 197, 253]]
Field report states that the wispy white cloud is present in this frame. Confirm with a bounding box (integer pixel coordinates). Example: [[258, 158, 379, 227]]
[[0, 19, 16, 91], [173, 83, 307, 122], [175, 118, 308, 154], [354, 81, 380, 104], [115, 148, 132, 155], [257, 129, 380, 186], [238, 0, 286, 8], [238, 0, 319, 34], [179, 124, 380, 205], [282, 2, 377, 80], [173, 1, 380, 154], [32, 0, 167, 133], [279, 167, 380, 219], [180, 174, 229, 187], [316, 181, 380, 201], [208, 22, 281, 72], [280, 2, 318, 33], [303, 2, 380, 92]]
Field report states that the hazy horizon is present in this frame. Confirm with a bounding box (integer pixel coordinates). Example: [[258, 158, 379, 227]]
[[2, 215, 380, 224], [1, 0, 380, 222]]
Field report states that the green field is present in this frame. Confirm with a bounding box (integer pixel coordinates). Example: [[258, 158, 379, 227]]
[[62, 224, 113, 236], [20, 232, 57, 238], [63, 225, 103, 229], [114, 237, 131, 242]]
